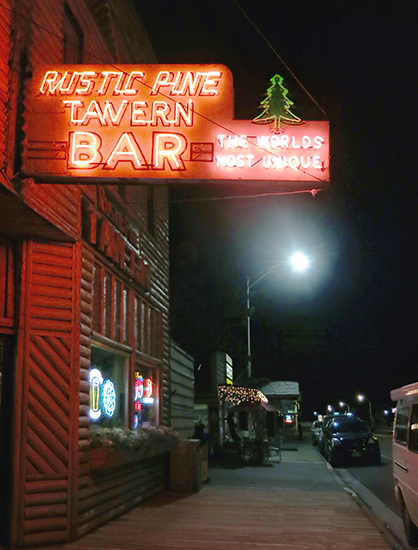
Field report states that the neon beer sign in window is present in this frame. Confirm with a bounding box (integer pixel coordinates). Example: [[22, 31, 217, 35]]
[[134, 372, 154, 405], [89, 368, 117, 420], [133, 372, 155, 428], [23, 65, 330, 190]]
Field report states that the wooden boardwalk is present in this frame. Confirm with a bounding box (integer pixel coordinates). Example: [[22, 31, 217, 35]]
[[2, 441, 394, 550], [55, 480, 393, 550]]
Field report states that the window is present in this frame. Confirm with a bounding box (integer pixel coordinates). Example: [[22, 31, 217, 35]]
[[395, 402, 410, 445], [133, 365, 159, 429], [122, 288, 129, 345], [92, 264, 102, 333], [103, 273, 112, 339], [63, 3, 83, 63], [409, 404, 418, 453], [87, 0, 116, 57], [114, 281, 122, 342], [89, 346, 128, 427], [92, 263, 130, 345]]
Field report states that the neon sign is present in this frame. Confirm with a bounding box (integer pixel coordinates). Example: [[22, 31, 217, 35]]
[[144, 378, 153, 399], [89, 368, 103, 420], [134, 372, 153, 402], [134, 374, 144, 400], [101, 380, 116, 417], [89, 368, 116, 420], [134, 371, 154, 427], [23, 65, 329, 190]]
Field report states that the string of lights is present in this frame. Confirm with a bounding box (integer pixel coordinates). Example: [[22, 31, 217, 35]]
[[218, 384, 268, 406]]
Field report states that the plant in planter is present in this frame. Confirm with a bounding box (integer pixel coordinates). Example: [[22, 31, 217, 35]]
[[147, 425, 181, 456], [89, 426, 180, 470]]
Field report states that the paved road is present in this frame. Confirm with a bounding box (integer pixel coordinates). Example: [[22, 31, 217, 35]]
[[345, 433, 401, 517]]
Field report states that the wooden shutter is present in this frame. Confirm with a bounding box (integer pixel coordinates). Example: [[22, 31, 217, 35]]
[[14, 240, 80, 547]]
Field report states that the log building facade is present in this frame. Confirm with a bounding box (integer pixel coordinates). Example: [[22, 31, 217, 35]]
[[0, 1, 171, 546]]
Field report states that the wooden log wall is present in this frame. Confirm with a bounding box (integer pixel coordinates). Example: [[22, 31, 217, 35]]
[[78, 245, 94, 493], [169, 340, 195, 438], [0, 0, 10, 176], [77, 456, 167, 539], [13, 240, 81, 547], [2, 1, 171, 545], [133, 187, 171, 426], [76, 244, 169, 540]]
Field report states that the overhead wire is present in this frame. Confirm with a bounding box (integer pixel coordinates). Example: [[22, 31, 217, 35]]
[[0, 0, 328, 200], [231, 0, 328, 118]]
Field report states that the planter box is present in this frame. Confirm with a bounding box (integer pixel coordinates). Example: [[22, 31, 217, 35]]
[[90, 448, 147, 470], [90, 440, 178, 471], [170, 439, 204, 493]]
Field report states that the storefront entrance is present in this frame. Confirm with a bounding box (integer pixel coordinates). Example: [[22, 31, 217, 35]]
[[0, 335, 13, 546]]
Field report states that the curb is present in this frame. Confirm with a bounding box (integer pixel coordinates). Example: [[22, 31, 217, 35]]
[[326, 462, 411, 550]]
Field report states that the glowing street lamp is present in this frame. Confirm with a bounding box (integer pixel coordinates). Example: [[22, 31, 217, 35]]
[[246, 252, 309, 378], [357, 394, 373, 427], [290, 252, 309, 272], [339, 401, 350, 413]]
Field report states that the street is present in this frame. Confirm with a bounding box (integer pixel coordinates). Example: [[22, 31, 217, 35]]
[[343, 432, 400, 517]]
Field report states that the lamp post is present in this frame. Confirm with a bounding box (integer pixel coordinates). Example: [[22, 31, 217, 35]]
[[357, 394, 373, 428], [246, 253, 309, 379], [339, 401, 350, 413]]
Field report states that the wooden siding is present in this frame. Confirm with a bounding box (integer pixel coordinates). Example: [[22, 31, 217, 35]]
[[2, 1, 171, 546], [0, 0, 10, 174], [77, 456, 167, 539], [170, 340, 195, 438], [20, 182, 81, 241], [139, 187, 170, 425], [0, 240, 14, 328], [78, 245, 94, 495], [14, 240, 81, 547]]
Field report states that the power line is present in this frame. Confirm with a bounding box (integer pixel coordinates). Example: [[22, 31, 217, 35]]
[[231, 0, 328, 118]]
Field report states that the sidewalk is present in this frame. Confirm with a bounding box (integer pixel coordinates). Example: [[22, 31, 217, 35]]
[[46, 438, 401, 550]]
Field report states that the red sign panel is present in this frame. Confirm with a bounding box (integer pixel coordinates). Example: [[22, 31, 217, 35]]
[[22, 65, 329, 188]]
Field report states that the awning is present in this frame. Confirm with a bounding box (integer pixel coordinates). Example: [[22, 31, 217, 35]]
[[218, 385, 277, 412]]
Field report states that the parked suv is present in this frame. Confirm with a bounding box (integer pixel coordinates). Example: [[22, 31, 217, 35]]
[[391, 382, 418, 546], [322, 415, 380, 467]]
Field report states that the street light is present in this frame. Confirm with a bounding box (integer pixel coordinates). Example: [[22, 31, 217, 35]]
[[357, 394, 373, 427], [339, 401, 350, 413], [246, 252, 309, 378]]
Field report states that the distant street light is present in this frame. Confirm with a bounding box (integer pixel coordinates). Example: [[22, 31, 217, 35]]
[[246, 252, 309, 378], [327, 405, 333, 413], [357, 394, 373, 427], [339, 401, 350, 412]]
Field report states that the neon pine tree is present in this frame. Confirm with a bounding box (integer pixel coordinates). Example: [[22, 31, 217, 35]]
[[253, 74, 302, 133]]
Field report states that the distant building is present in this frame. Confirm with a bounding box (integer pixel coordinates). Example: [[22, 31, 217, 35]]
[[261, 381, 301, 437]]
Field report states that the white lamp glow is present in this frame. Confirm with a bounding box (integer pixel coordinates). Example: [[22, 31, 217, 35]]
[[291, 252, 309, 272]]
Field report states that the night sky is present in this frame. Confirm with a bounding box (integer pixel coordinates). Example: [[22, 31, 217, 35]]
[[137, 1, 418, 416]]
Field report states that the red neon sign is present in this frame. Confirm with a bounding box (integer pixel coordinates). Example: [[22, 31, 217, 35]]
[[144, 378, 153, 399], [23, 65, 329, 189]]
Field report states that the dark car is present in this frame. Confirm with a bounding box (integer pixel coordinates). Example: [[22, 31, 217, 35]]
[[311, 420, 323, 445], [318, 413, 346, 453], [322, 416, 381, 467]]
